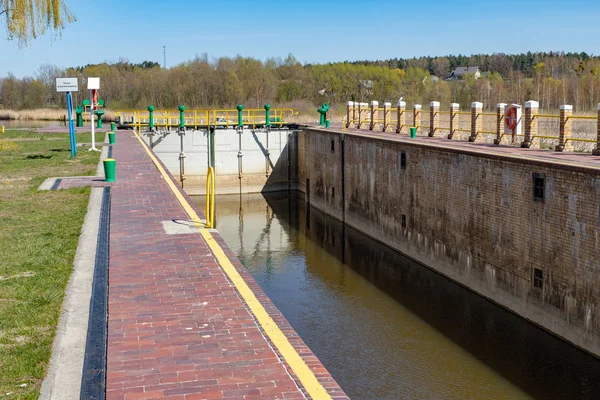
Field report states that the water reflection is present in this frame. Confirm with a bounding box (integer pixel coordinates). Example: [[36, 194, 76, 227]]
[[208, 193, 600, 400], [0, 120, 63, 129]]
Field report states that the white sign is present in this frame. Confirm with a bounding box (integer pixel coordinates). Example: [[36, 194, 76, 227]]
[[87, 77, 100, 90], [56, 78, 79, 92]]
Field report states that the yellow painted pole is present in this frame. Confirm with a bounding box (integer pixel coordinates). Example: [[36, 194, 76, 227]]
[[205, 166, 215, 228], [1, 126, 4, 133]]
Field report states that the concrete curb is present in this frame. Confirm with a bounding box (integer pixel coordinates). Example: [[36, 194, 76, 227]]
[[40, 132, 109, 400], [39, 187, 103, 400]]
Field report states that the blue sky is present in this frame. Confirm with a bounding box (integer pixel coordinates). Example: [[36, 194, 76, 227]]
[[1, 0, 599, 78]]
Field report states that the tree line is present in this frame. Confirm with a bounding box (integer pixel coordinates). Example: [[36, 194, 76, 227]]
[[1, 52, 600, 114]]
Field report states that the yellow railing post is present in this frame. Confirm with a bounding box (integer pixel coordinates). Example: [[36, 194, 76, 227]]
[[205, 166, 215, 228]]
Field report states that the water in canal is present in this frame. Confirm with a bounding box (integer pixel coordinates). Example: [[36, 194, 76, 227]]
[[198, 193, 600, 400]]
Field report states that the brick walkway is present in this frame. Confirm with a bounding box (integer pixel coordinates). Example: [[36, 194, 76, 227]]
[[106, 131, 347, 400]]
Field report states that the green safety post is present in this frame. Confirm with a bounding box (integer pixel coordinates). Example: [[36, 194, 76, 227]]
[[178, 105, 185, 129], [108, 131, 115, 144], [95, 110, 104, 128], [148, 105, 155, 129], [264, 104, 271, 127], [75, 105, 83, 127], [237, 104, 244, 127], [103, 158, 116, 182], [111, 122, 116, 131]]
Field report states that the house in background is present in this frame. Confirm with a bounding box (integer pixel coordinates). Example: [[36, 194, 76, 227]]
[[447, 66, 481, 80]]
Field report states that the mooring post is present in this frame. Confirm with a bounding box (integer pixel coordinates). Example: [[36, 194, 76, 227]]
[[494, 103, 508, 145], [556, 104, 573, 152], [593, 104, 600, 155], [264, 104, 271, 127], [148, 105, 155, 131], [76, 105, 83, 127], [396, 100, 406, 134], [237, 104, 244, 127], [178, 105, 185, 129], [429, 101, 440, 137], [370, 101, 378, 131], [469, 102, 483, 142], [95, 110, 104, 129]]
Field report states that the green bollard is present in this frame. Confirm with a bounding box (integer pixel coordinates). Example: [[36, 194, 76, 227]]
[[178, 105, 185, 129], [317, 102, 329, 125], [103, 158, 116, 182], [95, 110, 104, 128], [76, 106, 83, 127], [325, 119, 331, 129], [410, 127, 417, 138], [108, 132, 115, 144], [237, 104, 244, 127], [264, 104, 271, 127], [111, 122, 116, 131], [148, 105, 155, 130]]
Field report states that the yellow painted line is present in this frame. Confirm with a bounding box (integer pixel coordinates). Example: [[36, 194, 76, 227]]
[[132, 131, 332, 400]]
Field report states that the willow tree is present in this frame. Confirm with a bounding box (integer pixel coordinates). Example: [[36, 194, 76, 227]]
[[1, 0, 74, 45]]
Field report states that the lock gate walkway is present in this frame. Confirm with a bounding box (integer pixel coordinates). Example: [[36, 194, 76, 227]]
[[104, 130, 347, 399]]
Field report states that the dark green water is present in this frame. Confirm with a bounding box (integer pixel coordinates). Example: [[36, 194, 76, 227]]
[[199, 193, 600, 400]]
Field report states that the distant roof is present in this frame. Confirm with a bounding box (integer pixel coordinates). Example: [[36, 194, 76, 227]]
[[452, 66, 480, 76]]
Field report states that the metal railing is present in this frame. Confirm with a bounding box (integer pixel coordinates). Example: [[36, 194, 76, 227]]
[[115, 108, 299, 131]]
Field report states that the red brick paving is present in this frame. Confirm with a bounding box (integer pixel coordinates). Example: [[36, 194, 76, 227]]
[[106, 131, 348, 400]]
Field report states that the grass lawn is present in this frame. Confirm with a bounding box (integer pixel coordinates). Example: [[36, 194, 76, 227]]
[[0, 130, 100, 399]]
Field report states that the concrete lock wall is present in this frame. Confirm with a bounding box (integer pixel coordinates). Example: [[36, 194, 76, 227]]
[[298, 127, 600, 357], [142, 128, 298, 195]]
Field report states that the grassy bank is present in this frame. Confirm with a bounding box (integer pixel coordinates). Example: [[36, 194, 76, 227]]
[[0, 130, 99, 399]]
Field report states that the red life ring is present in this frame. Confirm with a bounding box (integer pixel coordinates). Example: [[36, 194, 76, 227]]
[[505, 106, 517, 130]]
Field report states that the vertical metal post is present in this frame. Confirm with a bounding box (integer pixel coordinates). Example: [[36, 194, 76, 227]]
[[89, 89, 98, 151], [178, 105, 186, 187], [237, 126, 243, 179], [67, 92, 76, 158], [265, 126, 270, 177]]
